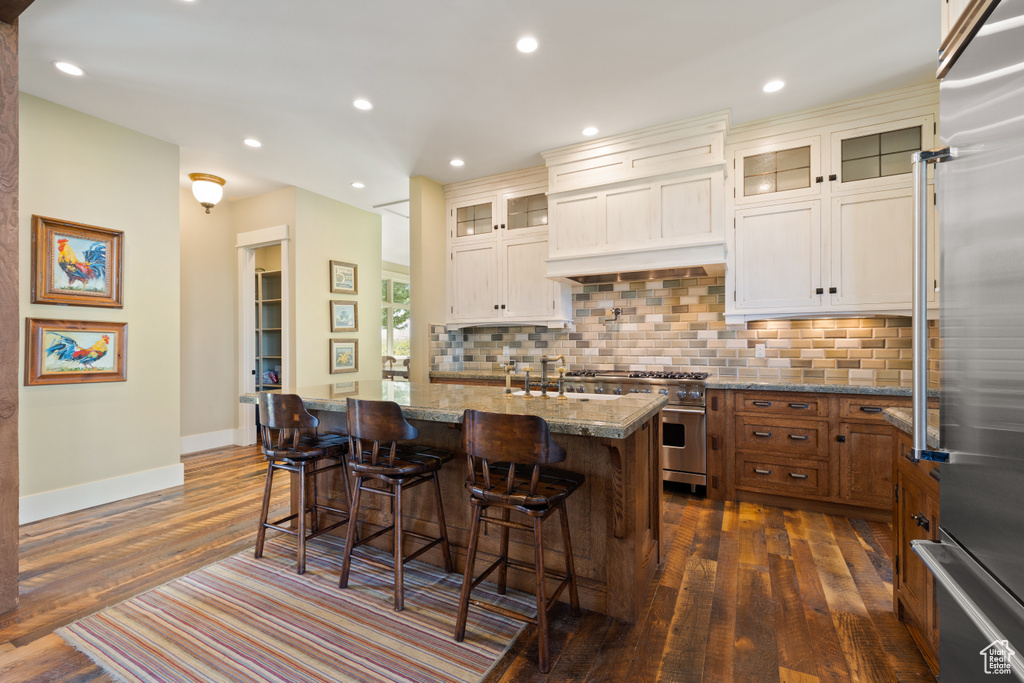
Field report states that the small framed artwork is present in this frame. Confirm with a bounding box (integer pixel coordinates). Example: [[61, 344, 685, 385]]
[[330, 339, 358, 374], [330, 300, 358, 333], [330, 260, 357, 294], [32, 216, 124, 308], [25, 318, 128, 386]]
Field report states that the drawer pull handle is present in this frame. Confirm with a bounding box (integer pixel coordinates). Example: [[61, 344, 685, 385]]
[[754, 468, 772, 475], [752, 401, 772, 407], [789, 472, 808, 480], [911, 513, 931, 532], [788, 403, 809, 409], [788, 434, 809, 441], [753, 431, 772, 438], [860, 406, 883, 414]]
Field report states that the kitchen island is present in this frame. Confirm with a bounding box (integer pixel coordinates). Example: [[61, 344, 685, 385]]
[[241, 380, 667, 622]]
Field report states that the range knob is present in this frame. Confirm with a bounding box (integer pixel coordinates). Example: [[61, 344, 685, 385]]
[[642, 388, 651, 393], [613, 387, 623, 395], [630, 388, 640, 394], [676, 390, 686, 400], [576, 385, 585, 393], [594, 386, 604, 394], [659, 388, 669, 395], [689, 388, 702, 399]]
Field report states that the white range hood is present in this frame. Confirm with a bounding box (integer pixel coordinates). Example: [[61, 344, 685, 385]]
[[541, 111, 729, 284]]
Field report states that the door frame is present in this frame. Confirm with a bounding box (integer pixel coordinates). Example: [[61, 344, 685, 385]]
[[236, 225, 290, 445]]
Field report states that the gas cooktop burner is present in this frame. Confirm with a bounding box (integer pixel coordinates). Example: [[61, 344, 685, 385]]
[[628, 371, 710, 380], [565, 370, 601, 377]]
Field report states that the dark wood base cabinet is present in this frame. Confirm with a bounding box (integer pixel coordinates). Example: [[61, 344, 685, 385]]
[[705, 389, 922, 522], [893, 429, 941, 677]]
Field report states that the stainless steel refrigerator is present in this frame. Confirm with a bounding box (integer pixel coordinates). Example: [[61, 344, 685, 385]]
[[912, 0, 1024, 680]]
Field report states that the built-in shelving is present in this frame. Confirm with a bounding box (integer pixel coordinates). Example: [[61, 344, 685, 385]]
[[255, 270, 283, 391]]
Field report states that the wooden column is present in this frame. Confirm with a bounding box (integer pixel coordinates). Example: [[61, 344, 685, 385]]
[[0, 16, 20, 615]]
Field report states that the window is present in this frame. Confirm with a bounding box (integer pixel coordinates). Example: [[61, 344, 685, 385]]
[[382, 276, 410, 358], [841, 126, 921, 182], [743, 145, 812, 197]]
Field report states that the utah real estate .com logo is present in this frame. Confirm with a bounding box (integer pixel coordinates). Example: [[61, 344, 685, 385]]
[[981, 639, 1015, 675]]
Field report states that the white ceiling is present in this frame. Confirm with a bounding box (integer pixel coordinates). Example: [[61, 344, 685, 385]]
[[18, 0, 939, 223]]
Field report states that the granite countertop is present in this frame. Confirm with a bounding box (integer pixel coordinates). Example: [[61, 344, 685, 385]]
[[241, 380, 666, 440], [883, 407, 941, 449], [430, 371, 939, 398]]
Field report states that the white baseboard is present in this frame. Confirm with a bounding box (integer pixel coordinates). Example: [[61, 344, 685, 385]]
[[180, 428, 236, 454], [20, 463, 185, 525], [233, 426, 256, 447]]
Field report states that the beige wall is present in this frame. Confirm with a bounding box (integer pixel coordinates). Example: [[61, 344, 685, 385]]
[[409, 176, 446, 384], [294, 188, 381, 387], [19, 94, 181, 500], [179, 189, 236, 438]]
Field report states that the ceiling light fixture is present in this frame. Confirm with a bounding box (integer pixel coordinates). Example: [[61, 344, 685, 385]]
[[188, 173, 225, 214], [582, 126, 599, 136], [352, 182, 365, 189], [763, 80, 785, 93], [54, 61, 84, 76], [516, 36, 538, 53], [243, 138, 262, 148], [450, 159, 465, 167], [353, 98, 373, 111]]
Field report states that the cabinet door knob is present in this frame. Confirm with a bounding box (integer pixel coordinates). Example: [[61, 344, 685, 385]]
[[500, 304, 505, 309], [829, 286, 838, 294], [829, 174, 837, 181], [493, 304, 499, 309], [815, 287, 824, 295], [815, 176, 824, 183]]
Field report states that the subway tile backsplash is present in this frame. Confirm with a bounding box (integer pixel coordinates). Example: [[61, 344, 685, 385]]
[[430, 276, 940, 385]]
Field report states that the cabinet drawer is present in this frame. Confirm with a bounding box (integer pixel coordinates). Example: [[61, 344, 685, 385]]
[[736, 393, 828, 417], [838, 396, 909, 422], [735, 416, 829, 458], [736, 455, 829, 497]]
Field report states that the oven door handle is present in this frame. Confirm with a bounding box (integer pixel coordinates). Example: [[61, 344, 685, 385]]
[[661, 406, 706, 415]]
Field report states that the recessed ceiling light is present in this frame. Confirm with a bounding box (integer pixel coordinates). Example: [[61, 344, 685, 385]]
[[353, 98, 373, 111], [582, 126, 599, 136], [243, 138, 262, 148], [516, 37, 538, 53], [351, 182, 365, 189], [54, 61, 84, 76], [763, 80, 785, 93], [450, 159, 465, 167]]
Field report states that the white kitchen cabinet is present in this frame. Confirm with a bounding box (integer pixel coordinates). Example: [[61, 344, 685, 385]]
[[830, 186, 937, 309], [542, 112, 729, 280], [727, 88, 940, 321], [444, 167, 571, 327], [734, 200, 823, 312]]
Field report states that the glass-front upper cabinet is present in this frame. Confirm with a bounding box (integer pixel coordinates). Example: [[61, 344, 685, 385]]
[[505, 191, 548, 232], [734, 135, 822, 206], [830, 115, 933, 194]]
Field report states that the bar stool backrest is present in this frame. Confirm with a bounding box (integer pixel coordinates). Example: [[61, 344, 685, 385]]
[[346, 398, 419, 467], [461, 409, 567, 497], [258, 393, 319, 455]]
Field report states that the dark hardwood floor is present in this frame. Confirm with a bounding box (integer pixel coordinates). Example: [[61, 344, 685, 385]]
[[0, 446, 934, 682]]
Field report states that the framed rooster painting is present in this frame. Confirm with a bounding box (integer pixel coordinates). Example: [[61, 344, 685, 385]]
[[32, 216, 124, 308], [25, 319, 128, 386]]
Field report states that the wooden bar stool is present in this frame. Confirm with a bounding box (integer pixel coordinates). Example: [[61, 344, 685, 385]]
[[454, 409, 583, 674], [255, 393, 354, 574], [339, 398, 454, 611]]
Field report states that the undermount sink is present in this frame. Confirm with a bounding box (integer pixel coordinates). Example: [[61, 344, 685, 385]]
[[510, 390, 622, 401]]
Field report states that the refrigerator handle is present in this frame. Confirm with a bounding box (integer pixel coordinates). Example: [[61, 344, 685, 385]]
[[914, 538, 1024, 682], [910, 148, 953, 463]]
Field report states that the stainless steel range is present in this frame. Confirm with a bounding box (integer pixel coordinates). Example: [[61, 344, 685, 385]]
[[564, 370, 708, 488]]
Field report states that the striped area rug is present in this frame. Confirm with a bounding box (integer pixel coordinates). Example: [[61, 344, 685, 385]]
[[58, 535, 533, 683]]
